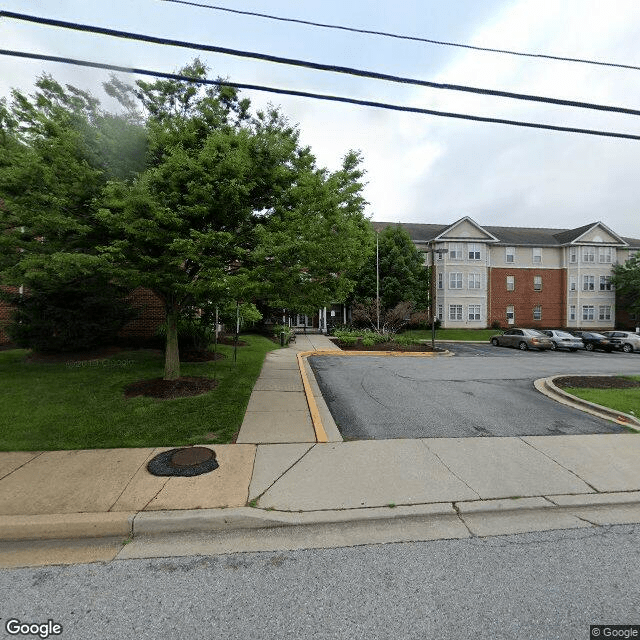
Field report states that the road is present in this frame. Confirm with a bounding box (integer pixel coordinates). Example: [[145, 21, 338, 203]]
[[1, 524, 638, 640], [309, 344, 640, 439]]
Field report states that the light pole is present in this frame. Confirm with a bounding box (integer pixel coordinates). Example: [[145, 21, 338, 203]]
[[430, 243, 448, 350], [376, 230, 380, 333]]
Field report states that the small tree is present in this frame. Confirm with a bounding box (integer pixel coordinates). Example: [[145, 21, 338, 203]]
[[612, 253, 640, 319]]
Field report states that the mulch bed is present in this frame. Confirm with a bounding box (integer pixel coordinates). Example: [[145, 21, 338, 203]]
[[555, 376, 640, 390], [124, 376, 218, 399], [330, 339, 437, 352]]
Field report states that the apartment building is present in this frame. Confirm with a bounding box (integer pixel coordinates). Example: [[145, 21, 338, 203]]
[[374, 218, 640, 330]]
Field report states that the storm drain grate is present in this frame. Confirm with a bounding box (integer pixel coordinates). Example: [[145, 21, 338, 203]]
[[147, 446, 219, 477]]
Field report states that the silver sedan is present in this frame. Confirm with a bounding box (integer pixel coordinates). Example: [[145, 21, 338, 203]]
[[490, 328, 554, 351], [602, 331, 640, 353], [540, 329, 583, 351]]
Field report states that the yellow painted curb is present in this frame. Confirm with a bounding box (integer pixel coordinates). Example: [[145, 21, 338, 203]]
[[296, 352, 329, 443]]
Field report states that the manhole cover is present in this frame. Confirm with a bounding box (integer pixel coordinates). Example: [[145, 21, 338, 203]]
[[147, 447, 219, 477]]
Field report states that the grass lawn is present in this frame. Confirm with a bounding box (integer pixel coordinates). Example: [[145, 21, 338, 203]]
[[403, 328, 497, 341], [0, 335, 278, 451], [562, 376, 640, 421]]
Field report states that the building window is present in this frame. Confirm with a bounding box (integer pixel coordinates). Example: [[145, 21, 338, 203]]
[[599, 305, 612, 321], [468, 243, 481, 260], [468, 304, 481, 321], [533, 275, 542, 291], [583, 247, 595, 263], [449, 272, 463, 289], [598, 247, 612, 263], [533, 305, 542, 320], [569, 305, 576, 321], [582, 275, 595, 291], [582, 305, 595, 321], [449, 305, 463, 321], [569, 247, 578, 263], [506, 275, 515, 291], [506, 247, 515, 263], [599, 276, 612, 291], [569, 276, 577, 291], [628, 250, 638, 263], [532, 247, 542, 263], [437, 304, 443, 320], [437, 272, 443, 289], [449, 244, 463, 260], [468, 273, 481, 289], [506, 305, 515, 321]]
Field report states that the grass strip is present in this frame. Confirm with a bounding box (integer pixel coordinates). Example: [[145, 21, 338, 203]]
[[0, 335, 278, 451], [403, 328, 498, 341], [562, 378, 640, 421]]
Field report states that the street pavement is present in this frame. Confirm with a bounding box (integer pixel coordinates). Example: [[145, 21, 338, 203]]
[[1, 335, 640, 568]]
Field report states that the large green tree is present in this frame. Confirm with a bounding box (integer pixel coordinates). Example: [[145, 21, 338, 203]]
[[0, 76, 146, 351], [351, 224, 429, 310], [98, 61, 371, 379], [612, 252, 640, 319]]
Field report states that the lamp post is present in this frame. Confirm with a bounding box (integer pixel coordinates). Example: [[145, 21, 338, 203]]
[[430, 243, 448, 350], [376, 229, 380, 333]]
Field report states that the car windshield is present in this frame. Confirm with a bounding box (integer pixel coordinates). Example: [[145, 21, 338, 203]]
[[555, 331, 574, 338], [527, 329, 546, 336], [588, 333, 606, 339]]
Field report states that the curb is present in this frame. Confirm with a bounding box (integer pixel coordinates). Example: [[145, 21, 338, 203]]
[[535, 376, 640, 430], [4, 492, 640, 543]]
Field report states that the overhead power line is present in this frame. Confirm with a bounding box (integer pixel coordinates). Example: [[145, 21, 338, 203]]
[[2, 49, 639, 142], [2, 11, 640, 118], [159, 0, 640, 73]]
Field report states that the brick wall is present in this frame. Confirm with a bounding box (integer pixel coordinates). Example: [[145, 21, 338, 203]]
[[488, 267, 566, 329], [0, 286, 19, 345], [118, 286, 166, 339]]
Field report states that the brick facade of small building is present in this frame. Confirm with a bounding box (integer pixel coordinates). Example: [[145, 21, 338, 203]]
[[488, 267, 566, 329], [118, 287, 166, 339]]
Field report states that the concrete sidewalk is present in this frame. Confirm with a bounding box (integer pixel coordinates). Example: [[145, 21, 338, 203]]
[[2, 335, 640, 567]]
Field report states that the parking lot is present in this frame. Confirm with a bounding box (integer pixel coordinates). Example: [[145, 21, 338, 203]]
[[309, 344, 640, 440]]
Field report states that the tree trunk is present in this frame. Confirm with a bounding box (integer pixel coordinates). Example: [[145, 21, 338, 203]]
[[164, 303, 180, 380]]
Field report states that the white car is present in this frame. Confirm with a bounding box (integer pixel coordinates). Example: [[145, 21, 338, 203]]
[[602, 331, 640, 353], [540, 330, 583, 351]]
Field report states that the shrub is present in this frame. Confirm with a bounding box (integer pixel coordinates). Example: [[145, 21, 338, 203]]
[[361, 337, 375, 347]]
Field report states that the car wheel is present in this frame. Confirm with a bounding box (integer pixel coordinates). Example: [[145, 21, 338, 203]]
[[491, 338, 499, 346], [585, 343, 594, 351], [550, 341, 558, 350], [518, 341, 528, 351], [622, 343, 633, 353]]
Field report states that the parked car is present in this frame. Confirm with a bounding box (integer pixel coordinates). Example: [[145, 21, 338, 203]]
[[540, 330, 583, 351], [601, 331, 640, 353], [490, 328, 553, 351], [570, 331, 615, 352]]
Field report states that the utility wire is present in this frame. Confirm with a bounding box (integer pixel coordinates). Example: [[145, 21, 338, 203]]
[[159, 0, 640, 73], [2, 11, 640, 118], [2, 49, 639, 141]]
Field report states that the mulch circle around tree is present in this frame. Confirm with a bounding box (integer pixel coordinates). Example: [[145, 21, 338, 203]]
[[124, 376, 218, 399], [330, 339, 438, 353], [554, 376, 640, 390], [179, 350, 227, 362]]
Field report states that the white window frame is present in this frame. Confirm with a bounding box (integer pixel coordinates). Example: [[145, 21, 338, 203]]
[[449, 244, 463, 260], [468, 273, 481, 289], [437, 272, 443, 289], [599, 276, 612, 291], [583, 247, 595, 263], [598, 247, 612, 263], [533, 305, 542, 321], [569, 276, 577, 291], [468, 243, 481, 261], [569, 247, 578, 263], [506, 305, 514, 320], [505, 247, 515, 263], [506, 275, 515, 291], [582, 275, 595, 291], [598, 305, 612, 321], [533, 275, 542, 291], [449, 304, 463, 321], [449, 272, 463, 289], [532, 247, 542, 264], [468, 304, 481, 321], [582, 305, 595, 321], [437, 304, 443, 320], [569, 305, 576, 321]]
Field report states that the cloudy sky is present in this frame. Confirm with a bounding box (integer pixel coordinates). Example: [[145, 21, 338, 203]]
[[2, 0, 640, 238]]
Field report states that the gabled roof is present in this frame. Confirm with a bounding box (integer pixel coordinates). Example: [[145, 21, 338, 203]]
[[552, 223, 596, 244]]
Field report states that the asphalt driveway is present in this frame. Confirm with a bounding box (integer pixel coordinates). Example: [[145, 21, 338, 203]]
[[309, 345, 639, 439]]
